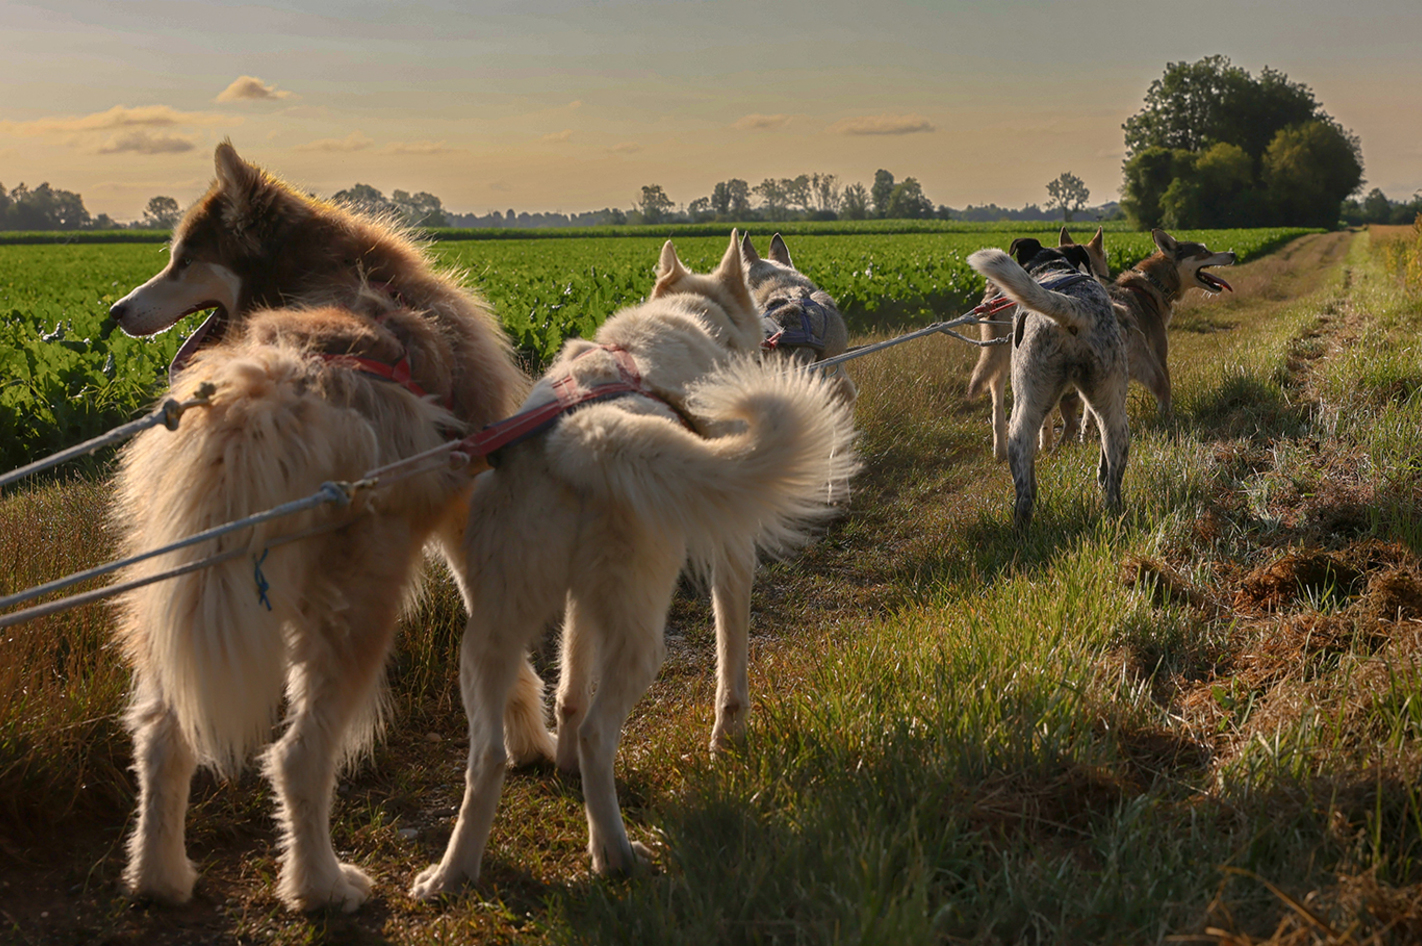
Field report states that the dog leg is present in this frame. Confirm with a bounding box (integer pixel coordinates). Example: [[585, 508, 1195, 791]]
[[1085, 387, 1130, 514], [1038, 415, 1057, 454], [410, 616, 526, 900], [555, 594, 596, 773], [710, 543, 755, 753], [1007, 392, 1052, 531], [123, 683, 199, 904], [575, 543, 679, 874], [503, 657, 555, 767]]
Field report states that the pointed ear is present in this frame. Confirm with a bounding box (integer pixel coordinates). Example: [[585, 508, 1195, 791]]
[[214, 140, 258, 194], [1152, 228, 1178, 256], [767, 233, 793, 267], [1059, 227, 1075, 246], [716, 229, 745, 282], [740, 231, 761, 266], [652, 240, 689, 295], [1088, 226, 1104, 253]]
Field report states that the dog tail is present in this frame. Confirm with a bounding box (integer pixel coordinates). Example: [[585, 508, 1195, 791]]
[[547, 357, 859, 572], [968, 248, 1090, 335], [111, 344, 450, 775]]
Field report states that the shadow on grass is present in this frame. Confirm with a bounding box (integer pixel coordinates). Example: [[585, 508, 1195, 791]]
[[1178, 371, 1312, 442]]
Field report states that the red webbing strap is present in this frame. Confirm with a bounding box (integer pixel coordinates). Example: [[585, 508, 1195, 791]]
[[319, 353, 454, 409], [458, 344, 683, 460]]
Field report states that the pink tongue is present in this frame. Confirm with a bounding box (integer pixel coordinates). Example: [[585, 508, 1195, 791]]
[[169, 311, 220, 383], [1213, 273, 1233, 292]]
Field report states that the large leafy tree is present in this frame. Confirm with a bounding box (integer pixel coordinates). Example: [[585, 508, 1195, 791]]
[[1120, 56, 1362, 228], [1045, 172, 1090, 222], [871, 169, 895, 218]]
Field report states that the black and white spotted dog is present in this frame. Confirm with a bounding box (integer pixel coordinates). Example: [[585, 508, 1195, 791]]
[[968, 238, 1128, 530]]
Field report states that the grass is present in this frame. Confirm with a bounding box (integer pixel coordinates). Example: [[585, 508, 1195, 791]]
[[4, 228, 1422, 943]]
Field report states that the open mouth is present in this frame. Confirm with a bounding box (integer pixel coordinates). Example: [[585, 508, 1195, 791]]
[[1197, 268, 1233, 293], [169, 303, 230, 381]]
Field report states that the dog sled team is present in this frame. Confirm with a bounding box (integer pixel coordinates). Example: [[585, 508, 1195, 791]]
[[101, 144, 1235, 910]]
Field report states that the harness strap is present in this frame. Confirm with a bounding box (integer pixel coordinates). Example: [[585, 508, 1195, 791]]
[[1038, 271, 1096, 293], [318, 352, 453, 408], [1128, 266, 1175, 300], [761, 296, 828, 352], [460, 345, 689, 464]]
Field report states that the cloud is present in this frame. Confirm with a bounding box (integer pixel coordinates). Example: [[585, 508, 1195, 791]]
[[609, 141, 642, 154], [1, 104, 227, 137], [216, 76, 294, 102], [379, 140, 458, 155], [733, 113, 790, 131], [97, 130, 198, 155], [828, 114, 936, 136], [568, 100, 583, 109], [295, 132, 374, 152], [542, 129, 573, 143]]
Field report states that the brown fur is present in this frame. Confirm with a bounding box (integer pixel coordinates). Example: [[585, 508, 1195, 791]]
[[109, 143, 542, 913]]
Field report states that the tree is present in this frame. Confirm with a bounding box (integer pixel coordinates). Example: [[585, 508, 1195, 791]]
[[142, 195, 182, 229], [1044, 172, 1090, 222], [753, 178, 790, 220], [687, 196, 712, 221], [1120, 57, 1363, 229], [1262, 120, 1364, 228], [784, 175, 812, 214], [841, 183, 870, 220], [810, 173, 841, 214], [391, 189, 447, 227], [332, 183, 393, 217], [1361, 187, 1393, 224], [0, 182, 91, 230], [637, 184, 674, 224], [885, 177, 934, 219], [871, 169, 895, 218], [1123, 55, 1319, 160]]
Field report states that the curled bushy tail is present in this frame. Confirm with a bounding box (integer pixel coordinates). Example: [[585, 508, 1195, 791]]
[[547, 356, 859, 573]]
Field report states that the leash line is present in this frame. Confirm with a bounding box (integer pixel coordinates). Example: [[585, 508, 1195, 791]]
[[0, 383, 217, 492], [0, 297, 1019, 629]]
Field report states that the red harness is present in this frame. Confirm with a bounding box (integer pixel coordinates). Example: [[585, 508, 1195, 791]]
[[459, 345, 690, 464]]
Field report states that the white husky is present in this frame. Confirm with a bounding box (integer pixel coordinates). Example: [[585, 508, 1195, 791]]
[[411, 233, 858, 895]]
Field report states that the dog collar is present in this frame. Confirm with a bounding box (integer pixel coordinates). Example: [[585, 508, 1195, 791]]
[[1127, 267, 1175, 300]]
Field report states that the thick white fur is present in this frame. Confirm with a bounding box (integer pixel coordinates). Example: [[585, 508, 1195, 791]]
[[411, 234, 858, 898], [968, 248, 1094, 335], [114, 339, 507, 911]]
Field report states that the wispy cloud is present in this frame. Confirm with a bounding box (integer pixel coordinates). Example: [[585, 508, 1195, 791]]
[[542, 129, 573, 143], [380, 140, 458, 155], [609, 141, 642, 154], [295, 132, 374, 152], [216, 76, 294, 102], [568, 100, 583, 109], [733, 113, 790, 131], [0, 104, 227, 137], [828, 114, 936, 136], [97, 130, 198, 155]]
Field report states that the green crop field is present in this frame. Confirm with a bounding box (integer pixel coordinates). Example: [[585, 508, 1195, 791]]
[[0, 227, 1313, 473]]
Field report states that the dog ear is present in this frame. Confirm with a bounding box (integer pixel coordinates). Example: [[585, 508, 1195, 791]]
[[767, 233, 794, 268], [214, 140, 259, 195], [1061, 245, 1093, 274], [1059, 227, 1075, 246], [1152, 228, 1178, 257], [1088, 226, 1105, 254], [1008, 238, 1043, 266], [740, 232, 761, 266], [652, 240, 689, 295], [714, 229, 755, 313]]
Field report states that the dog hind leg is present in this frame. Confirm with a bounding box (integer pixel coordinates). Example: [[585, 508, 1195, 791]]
[[555, 594, 596, 773], [1007, 380, 1055, 531], [710, 541, 756, 753], [123, 681, 199, 904]]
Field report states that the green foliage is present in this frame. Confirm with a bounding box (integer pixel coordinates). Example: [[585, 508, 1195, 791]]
[[1045, 171, 1091, 222], [1121, 56, 1363, 229], [0, 228, 1313, 475]]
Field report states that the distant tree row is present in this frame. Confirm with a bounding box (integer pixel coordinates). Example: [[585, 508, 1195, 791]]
[[1120, 56, 1364, 229], [0, 184, 191, 231], [1339, 187, 1422, 227], [631, 169, 948, 226]]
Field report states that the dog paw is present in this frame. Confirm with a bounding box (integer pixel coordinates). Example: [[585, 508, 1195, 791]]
[[410, 861, 473, 901], [124, 856, 199, 906], [279, 862, 372, 913], [591, 838, 654, 875]]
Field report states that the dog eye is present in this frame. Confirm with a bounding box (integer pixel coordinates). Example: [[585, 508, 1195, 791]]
[[177, 256, 193, 269]]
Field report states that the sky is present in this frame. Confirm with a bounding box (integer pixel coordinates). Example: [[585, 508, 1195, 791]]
[[2, 0, 1420, 221]]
